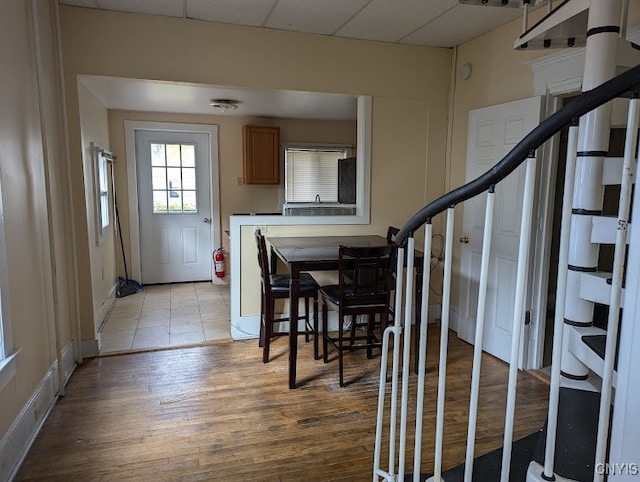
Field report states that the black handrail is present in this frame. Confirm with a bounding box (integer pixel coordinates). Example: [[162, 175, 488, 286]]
[[396, 63, 640, 246]]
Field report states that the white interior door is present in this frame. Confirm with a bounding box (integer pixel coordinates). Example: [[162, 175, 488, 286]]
[[457, 96, 542, 363], [136, 130, 212, 284]]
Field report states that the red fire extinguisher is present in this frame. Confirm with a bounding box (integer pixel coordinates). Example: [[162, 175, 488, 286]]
[[214, 248, 225, 278]]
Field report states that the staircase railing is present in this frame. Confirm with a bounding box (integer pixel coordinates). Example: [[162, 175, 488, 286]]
[[373, 63, 640, 482]]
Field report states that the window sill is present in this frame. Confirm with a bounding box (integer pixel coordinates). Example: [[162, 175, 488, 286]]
[[0, 347, 22, 392]]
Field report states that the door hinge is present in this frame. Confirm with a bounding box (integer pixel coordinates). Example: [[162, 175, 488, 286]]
[[525, 310, 531, 325]]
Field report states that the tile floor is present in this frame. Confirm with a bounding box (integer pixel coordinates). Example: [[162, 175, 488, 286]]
[[99, 282, 231, 355]]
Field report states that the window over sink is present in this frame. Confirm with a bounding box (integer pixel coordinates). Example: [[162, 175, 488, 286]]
[[284, 145, 352, 204], [280, 96, 370, 221]]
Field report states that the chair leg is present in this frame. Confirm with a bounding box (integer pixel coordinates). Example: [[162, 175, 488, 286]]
[[313, 294, 320, 360], [367, 314, 374, 359], [349, 315, 357, 351], [322, 300, 329, 363], [258, 292, 265, 348], [338, 314, 345, 387], [262, 299, 275, 363], [304, 296, 310, 343]]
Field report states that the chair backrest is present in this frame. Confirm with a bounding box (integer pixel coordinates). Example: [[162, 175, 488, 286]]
[[338, 244, 395, 310], [255, 229, 271, 288], [386, 226, 400, 244]]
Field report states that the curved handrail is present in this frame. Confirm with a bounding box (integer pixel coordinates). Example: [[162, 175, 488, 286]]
[[396, 63, 640, 245]]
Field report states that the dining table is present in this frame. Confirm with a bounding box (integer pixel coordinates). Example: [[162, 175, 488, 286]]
[[267, 234, 424, 389]]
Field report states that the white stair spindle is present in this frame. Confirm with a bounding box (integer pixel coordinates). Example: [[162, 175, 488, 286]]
[[373, 246, 406, 482], [464, 188, 496, 482], [501, 155, 537, 481], [413, 224, 433, 481], [430, 208, 455, 482], [399, 236, 416, 479], [544, 121, 580, 479], [593, 96, 640, 482]]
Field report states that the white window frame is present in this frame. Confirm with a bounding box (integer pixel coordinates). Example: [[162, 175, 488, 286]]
[[0, 181, 20, 392], [92, 143, 112, 245], [277, 96, 371, 221], [284, 144, 353, 203]]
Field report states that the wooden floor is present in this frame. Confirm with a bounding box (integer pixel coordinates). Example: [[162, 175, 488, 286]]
[[15, 327, 549, 481]]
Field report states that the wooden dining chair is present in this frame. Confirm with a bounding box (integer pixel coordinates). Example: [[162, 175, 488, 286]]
[[386, 225, 400, 244], [255, 230, 320, 363], [320, 244, 396, 387], [386, 226, 400, 322]]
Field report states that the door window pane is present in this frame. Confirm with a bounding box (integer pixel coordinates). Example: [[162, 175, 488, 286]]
[[150, 143, 198, 213], [151, 143, 166, 166], [153, 191, 168, 212], [183, 191, 197, 212], [168, 191, 182, 212], [152, 167, 167, 190], [166, 144, 181, 166], [182, 145, 195, 167], [183, 168, 196, 190]]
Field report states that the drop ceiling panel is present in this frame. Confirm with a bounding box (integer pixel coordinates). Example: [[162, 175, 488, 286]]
[[402, 4, 522, 47], [186, 0, 277, 26], [59, 0, 536, 48], [96, 0, 184, 17], [337, 0, 457, 43], [265, 0, 370, 35]]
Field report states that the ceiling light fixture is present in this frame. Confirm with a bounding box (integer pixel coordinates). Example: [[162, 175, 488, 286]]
[[209, 98, 240, 113]]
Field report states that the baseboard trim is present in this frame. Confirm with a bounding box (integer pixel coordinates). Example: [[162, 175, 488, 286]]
[[1, 340, 76, 481], [96, 285, 116, 332]]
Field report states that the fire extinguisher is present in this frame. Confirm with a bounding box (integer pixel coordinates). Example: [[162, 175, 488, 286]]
[[214, 248, 225, 279]]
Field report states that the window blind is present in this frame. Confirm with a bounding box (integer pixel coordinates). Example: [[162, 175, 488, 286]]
[[285, 148, 346, 203]]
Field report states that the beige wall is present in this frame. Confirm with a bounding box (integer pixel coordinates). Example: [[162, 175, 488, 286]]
[[59, 5, 452, 315], [58, 4, 452, 212], [0, 0, 77, 447], [446, 8, 640, 310], [77, 82, 116, 335], [446, 10, 562, 309], [107, 110, 357, 268]]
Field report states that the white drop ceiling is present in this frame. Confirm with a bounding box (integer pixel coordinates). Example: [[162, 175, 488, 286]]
[[62, 0, 533, 120]]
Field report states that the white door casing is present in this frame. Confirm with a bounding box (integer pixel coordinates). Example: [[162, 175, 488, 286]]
[[124, 122, 221, 285], [136, 130, 212, 284], [457, 96, 543, 364]]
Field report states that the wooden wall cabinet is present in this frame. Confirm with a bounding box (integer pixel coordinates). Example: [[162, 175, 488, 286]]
[[243, 125, 280, 185]]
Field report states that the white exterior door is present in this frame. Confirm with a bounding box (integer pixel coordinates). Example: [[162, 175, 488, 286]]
[[457, 96, 542, 363], [136, 130, 212, 284]]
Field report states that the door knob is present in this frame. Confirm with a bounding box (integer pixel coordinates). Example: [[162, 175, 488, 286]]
[[459, 236, 469, 244], [203, 217, 212, 224]]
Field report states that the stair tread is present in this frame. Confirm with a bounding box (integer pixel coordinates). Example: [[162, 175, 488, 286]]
[[582, 334, 620, 370], [582, 334, 606, 360], [579, 271, 626, 308]]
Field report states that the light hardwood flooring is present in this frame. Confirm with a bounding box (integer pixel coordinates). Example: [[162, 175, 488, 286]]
[[99, 282, 230, 354], [16, 326, 550, 481]]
